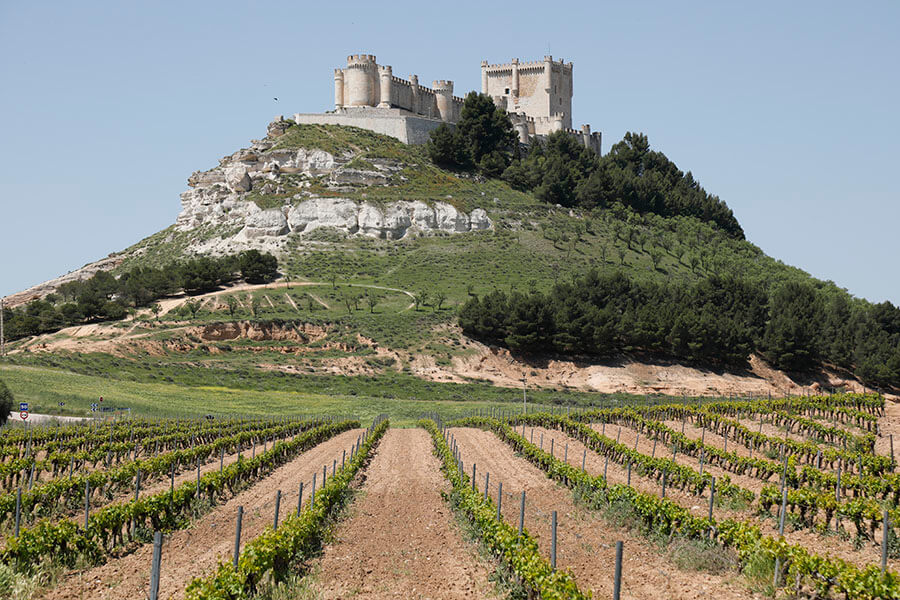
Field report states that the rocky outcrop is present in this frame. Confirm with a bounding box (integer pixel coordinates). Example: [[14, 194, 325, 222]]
[[175, 118, 493, 242]]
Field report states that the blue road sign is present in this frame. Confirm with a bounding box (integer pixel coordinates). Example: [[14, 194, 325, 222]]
[[19, 402, 28, 411]]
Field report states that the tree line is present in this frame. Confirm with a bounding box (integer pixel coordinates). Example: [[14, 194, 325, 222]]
[[2, 250, 278, 340], [459, 270, 900, 389], [427, 93, 743, 239]]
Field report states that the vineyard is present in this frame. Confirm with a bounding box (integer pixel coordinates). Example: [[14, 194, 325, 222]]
[[1, 393, 899, 599]]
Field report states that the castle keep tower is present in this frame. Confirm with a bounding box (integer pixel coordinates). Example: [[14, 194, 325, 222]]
[[481, 55, 600, 153]]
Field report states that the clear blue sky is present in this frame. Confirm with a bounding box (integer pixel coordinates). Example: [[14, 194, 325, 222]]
[[2, 1, 898, 303]]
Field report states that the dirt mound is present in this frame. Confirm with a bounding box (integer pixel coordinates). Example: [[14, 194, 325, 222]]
[[193, 321, 329, 343]]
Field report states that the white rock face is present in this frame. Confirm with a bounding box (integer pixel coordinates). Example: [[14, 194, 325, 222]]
[[225, 166, 251, 192], [175, 119, 492, 247]]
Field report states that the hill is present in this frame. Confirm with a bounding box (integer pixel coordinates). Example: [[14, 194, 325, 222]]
[[1, 117, 897, 419]]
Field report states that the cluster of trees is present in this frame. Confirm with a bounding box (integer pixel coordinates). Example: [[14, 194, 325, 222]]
[[2, 250, 278, 340], [459, 270, 900, 389], [426, 94, 742, 238], [426, 92, 518, 177], [0, 379, 13, 426]]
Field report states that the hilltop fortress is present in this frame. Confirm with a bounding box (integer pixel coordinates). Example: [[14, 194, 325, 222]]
[[292, 53, 601, 154]]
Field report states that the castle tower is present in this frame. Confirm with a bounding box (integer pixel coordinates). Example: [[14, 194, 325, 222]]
[[480, 61, 488, 94], [410, 74, 420, 115], [581, 124, 592, 149], [344, 54, 377, 107], [433, 80, 455, 122], [334, 69, 345, 110], [378, 65, 392, 108], [511, 58, 519, 100]]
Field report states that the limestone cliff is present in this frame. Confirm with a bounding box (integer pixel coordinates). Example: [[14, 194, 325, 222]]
[[175, 118, 492, 247]]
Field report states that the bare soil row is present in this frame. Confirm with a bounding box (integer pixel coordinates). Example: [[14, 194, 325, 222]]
[[43, 428, 364, 600]]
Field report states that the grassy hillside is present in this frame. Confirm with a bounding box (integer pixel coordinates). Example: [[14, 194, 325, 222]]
[[0, 123, 884, 420]]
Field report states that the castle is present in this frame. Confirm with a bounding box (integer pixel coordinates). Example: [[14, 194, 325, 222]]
[[292, 54, 600, 154]]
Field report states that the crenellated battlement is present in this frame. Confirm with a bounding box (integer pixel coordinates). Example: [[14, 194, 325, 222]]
[[347, 54, 377, 65], [325, 51, 599, 153]]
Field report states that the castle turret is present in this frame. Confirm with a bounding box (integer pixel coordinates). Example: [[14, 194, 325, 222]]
[[543, 55, 553, 94], [511, 58, 520, 99], [581, 124, 591, 149], [481, 60, 488, 94], [550, 113, 564, 133], [378, 65, 392, 108], [345, 54, 377, 107], [433, 80, 454, 122], [334, 68, 345, 110], [410, 74, 420, 115]]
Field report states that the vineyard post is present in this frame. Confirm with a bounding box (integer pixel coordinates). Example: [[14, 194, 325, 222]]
[[484, 472, 490, 500], [581, 449, 586, 472], [550, 438, 554, 457], [723, 436, 728, 453], [252, 438, 255, 459], [540, 433, 544, 450], [699, 450, 705, 477], [531, 429, 534, 444], [472, 464, 477, 491], [519, 491, 526, 535], [652, 439, 657, 458], [627, 460, 632, 485], [342, 449, 346, 468], [322, 465, 326, 485], [778, 487, 787, 535], [310, 473, 316, 507], [551, 510, 557, 570], [816, 450, 822, 469], [196, 458, 200, 498], [135, 468, 142, 502], [661, 471, 667, 498], [297, 482, 303, 516], [149, 531, 162, 600], [602, 423, 606, 436], [701, 427, 706, 444], [496, 481, 502, 519], [707, 477, 715, 538], [84, 480, 90, 530], [273, 490, 281, 530], [169, 463, 175, 496], [613, 541, 623, 600], [617, 427, 622, 443], [332, 459, 336, 478], [836, 463, 841, 502], [28, 464, 34, 490], [233, 506, 243, 568], [634, 434, 639, 451], [220, 447, 224, 474], [564, 442, 568, 464], [883, 509, 890, 573], [604, 455, 609, 479]]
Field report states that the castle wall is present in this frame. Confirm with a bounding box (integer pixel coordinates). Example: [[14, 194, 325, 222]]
[[292, 109, 448, 145], [335, 54, 463, 123]]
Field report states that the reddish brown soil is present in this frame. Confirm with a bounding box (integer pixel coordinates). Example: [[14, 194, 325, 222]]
[[449, 427, 759, 600], [874, 399, 900, 459], [312, 428, 498, 599], [580, 423, 899, 572], [40, 428, 364, 600]]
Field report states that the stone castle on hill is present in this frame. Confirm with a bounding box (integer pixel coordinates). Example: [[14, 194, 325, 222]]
[[292, 53, 601, 154]]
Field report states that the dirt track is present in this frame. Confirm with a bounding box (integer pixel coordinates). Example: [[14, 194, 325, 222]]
[[449, 427, 758, 600], [312, 428, 498, 599], [42, 428, 364, 600]]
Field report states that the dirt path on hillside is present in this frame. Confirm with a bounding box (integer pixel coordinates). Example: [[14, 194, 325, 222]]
[[449, 427, 759, 600], [42, 428, 364, 600], [311, 428, 498, 599]]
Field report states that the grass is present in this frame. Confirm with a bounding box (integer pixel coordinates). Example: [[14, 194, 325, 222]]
[[0, 362, 653, 427]]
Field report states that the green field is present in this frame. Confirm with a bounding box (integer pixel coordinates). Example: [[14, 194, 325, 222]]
[[0, 360, 667, 427]]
